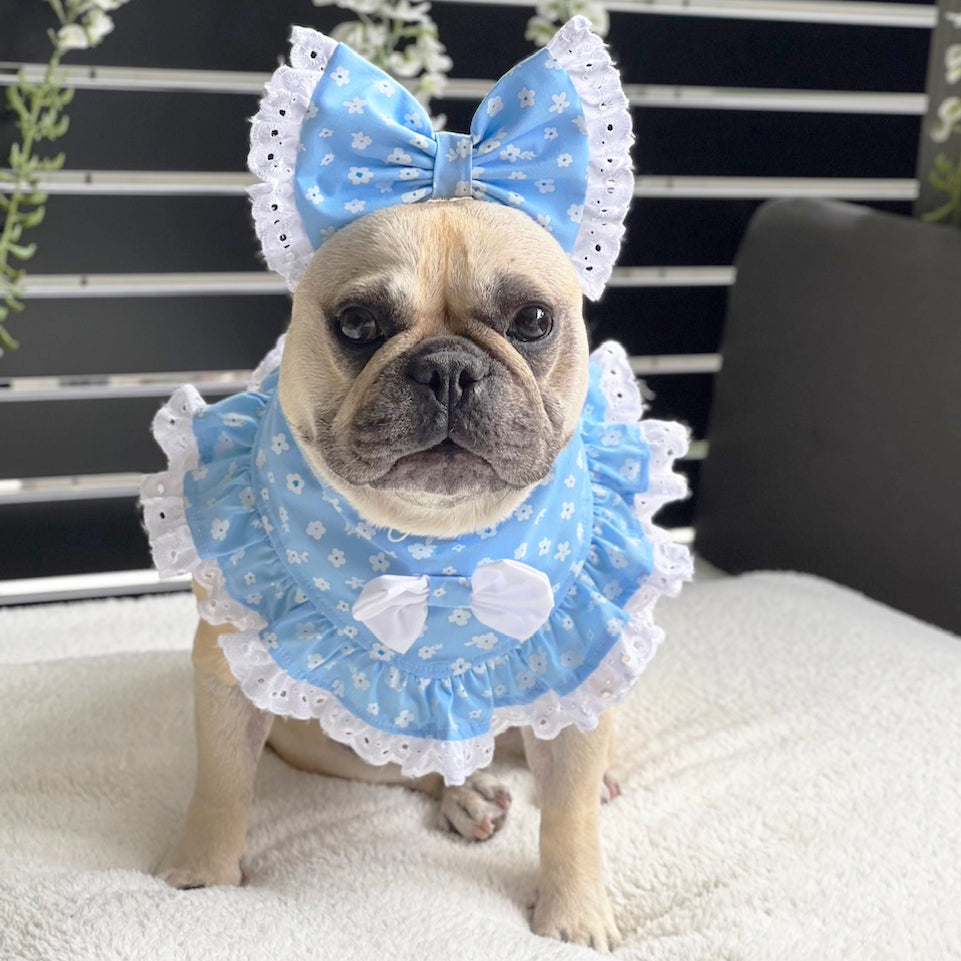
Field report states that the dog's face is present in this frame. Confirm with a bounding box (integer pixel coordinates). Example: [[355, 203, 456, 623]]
[[278, 199, 590, 536]]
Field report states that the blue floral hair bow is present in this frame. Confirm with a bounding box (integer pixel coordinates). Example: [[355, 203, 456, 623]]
[[248, 16, 634, 300]]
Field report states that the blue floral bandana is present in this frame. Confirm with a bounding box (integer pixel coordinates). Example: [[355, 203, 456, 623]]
[[142, 342, 693, 784], [247, 17, 634, 300]]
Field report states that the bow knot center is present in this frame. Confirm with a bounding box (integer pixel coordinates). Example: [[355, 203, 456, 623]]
[[432, 131, 473, 200]]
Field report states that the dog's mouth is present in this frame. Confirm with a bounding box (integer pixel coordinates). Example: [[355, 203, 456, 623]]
[[370, 435, 507, 494]]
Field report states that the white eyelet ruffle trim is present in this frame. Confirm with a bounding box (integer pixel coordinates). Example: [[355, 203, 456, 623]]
[[247, 26, 338, 292], [140, 341, 691, 785], [547, 17, 634, 301], [246, 19, 633, 301]]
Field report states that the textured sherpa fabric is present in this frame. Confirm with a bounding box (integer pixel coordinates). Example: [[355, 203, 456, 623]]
[[1, 571, 960, 961]]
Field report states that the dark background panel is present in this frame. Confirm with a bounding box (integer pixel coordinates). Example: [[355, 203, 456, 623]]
[[0, 498, 150, 578], [1, 397, 188, 476], [0, 296, 290, 377], [641, 372, 716, 440], [3, 0, 930, 91]]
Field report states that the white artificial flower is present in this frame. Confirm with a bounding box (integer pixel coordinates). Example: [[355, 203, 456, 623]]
[[82, 8, 114, 45], [56, 24, 89, 50]]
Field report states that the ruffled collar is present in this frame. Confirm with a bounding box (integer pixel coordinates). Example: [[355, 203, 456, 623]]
[[141, 341, 693, 784]]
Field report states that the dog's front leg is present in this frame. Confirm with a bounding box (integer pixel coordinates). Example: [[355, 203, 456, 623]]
[[523, 713, 621, 952], [156, 614, 272, 888]]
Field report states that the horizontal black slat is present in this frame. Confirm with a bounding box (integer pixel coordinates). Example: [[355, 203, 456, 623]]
[[0, 498, 152, 579], [3, 1, 929, 91], [586, 287, 729, 356], [0, 296, 289, 378], [13, 191, 914, 276], [0, 465, 700, 580], [0, 373, 713, 477]]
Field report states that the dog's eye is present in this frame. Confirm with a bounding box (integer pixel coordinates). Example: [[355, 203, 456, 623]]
[[510, 304, 553, 342], [335, 305, 383, 345]]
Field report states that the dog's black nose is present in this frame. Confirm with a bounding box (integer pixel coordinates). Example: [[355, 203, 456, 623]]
[[406, 344, 490, 411]]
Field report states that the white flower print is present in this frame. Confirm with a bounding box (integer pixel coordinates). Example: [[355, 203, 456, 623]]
[[442, 566, 458, 575], [352, 670, 371, 691], [344, 96, 367, 114], [535, 179, 555, 194], [537, 214, 552, 232], [330, 66, 350, 86], [386, 147, 412, 165], [408, 542, 435, 559], [397, 167, 420, 181], [409, 133, 431, 151], [607, 617, 624, 638], [518, 87, 535, 108], [507, 191, 524, 205], [286, 548, 309, 565], [306, 520, 327, 540], [469, 709, 483, 719], [367, 702, 379, 715], [220, 412, 245, 428], [279, 506, 289, 530], [294, 588, 308, 604], [515, 504, 533, 521], [243, 571, 256, 585], [516, 670, 537, 690], [486, 95, 503, 117], [229, 549, 245, 566], [448, 608, 471, 626], [344, 199, 367, 215], [529, 651, 548, 673], [260, 487, 270, 502], [306, 653, 323, 670], [402, 187, 430, 204], [508, 170, 527, 180], [297, 622, 317, 640], [210, 518, 229, 541], [239, 487, 255, 509], [319, 127, 334, 138], [448, 138, 471, 159], [375, 79, 396, 96], [555, 541, 571, 562], [602, 428, 622, 446], [418, 643, 442, 660], [603, 580, 622, 600], [557, 153, 573, 168], [347, 166, 373, 185], [369, 643, 394, 662], [306, 103, 318, 119], [331, 679, 345, 696], [560, 649, 583, 668], [549, 92, 570, 114], [387, 667, 404, 690], [500, 144, 521, 162], [455, 181, 472, 197], [609, 549, 630, 572], [264, 632, 279, 650], [266, 471, 275, 484], [620, 459, 641, 481], [328, 549, 346, 568], [346, 577, 366, 591], [468, 632, 499, 651], [245, 592, 262, 605], [395, 709, 414, 728], [321, 153, 335, 166], [494, 684, 507, 696], [255, 448, 267, 468], [560, 501, 575, 520], [564, 473, 576, 488], [354, 521, 375, 540], [538, 537, 552, 556], [543, 126, 558, 140], [191, 465, 208, 481], [313, 576, 330, 591], [572, 115, 588, 135], [451, 658, 471, 676], [567, 204, 583, 223], [514, 542, 528, 560], [286, 473, 304, 494], [404, 111, 423, 128], [352, 131, 372, 150], [336, 600, 350, 613], [545, 54, 560, 70], [369, 552, 390, 573], [270, 433, 289, 455]]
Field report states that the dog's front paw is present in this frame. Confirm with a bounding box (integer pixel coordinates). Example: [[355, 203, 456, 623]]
[[155, 846, 243, 889], [439, 771, 511, 841], [532, 884, 622, 953]]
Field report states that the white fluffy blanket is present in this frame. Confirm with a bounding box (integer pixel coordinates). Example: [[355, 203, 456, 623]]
[[2, 571, 959, 961]]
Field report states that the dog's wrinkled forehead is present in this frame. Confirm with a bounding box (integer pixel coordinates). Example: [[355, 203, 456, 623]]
[[294, 199, 582, 327]]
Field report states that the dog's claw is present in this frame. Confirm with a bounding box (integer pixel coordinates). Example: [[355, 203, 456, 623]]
[[439, 772, 512, 842]]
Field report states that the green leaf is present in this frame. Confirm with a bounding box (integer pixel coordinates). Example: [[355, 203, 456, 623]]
[[19, 206, 46, 229], [38, 152, 66, 171], [7, 242, 38, 261]]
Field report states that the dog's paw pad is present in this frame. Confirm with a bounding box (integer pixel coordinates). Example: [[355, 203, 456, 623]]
[[439, 772, 511, 842], [600, 770, 621, 804]]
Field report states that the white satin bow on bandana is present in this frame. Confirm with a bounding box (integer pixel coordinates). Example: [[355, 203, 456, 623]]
[[352, 559, 555, 654], [247, 17, 634, 300]]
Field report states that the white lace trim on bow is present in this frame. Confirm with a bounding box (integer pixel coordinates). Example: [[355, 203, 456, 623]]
[[140, 341, 692, 785]]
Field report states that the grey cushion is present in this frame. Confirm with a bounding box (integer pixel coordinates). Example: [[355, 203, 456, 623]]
[[695, 198, 961, 635]]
